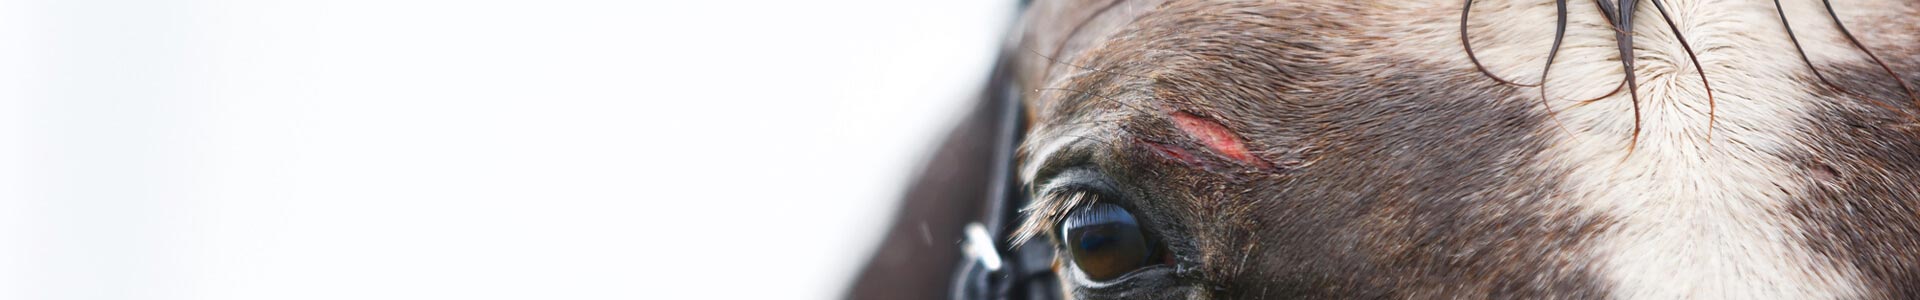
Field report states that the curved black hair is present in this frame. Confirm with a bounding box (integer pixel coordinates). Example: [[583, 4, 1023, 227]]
[[1462, 0, 1919, 148]]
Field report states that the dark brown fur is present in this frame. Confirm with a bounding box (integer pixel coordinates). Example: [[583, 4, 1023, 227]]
[[1790, 60, 1920, 299], [1016, 1, 1612, 298]]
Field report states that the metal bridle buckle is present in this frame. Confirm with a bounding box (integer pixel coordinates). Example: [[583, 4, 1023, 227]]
[[964, 223, 1005, 272]]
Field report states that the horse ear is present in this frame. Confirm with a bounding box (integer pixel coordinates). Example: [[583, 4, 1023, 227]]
[[844, 60, 1013, 300]]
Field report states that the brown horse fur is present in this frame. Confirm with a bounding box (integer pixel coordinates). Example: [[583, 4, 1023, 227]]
[[852, 0, 1920, 299]]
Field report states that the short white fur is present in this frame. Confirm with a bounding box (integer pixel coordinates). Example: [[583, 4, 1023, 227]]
[[1377, 0, 1911, 298]]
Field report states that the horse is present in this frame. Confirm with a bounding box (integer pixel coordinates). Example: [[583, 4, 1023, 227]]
[[851, 0, 1920, 299]]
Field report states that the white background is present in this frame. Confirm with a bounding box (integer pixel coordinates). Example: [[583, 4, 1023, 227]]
[[0, 0, 1010, 299]]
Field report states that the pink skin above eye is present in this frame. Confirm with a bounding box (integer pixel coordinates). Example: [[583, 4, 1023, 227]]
[[1169, 111, 1271, 169]]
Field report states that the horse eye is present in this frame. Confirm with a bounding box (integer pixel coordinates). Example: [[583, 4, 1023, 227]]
[[1060, 203, 1157, 281]]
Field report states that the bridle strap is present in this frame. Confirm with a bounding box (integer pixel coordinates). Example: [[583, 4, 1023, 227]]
[[954, 2, 1060, 298], [954, 73, 1059, 300], [952, 60, 1040, 300]]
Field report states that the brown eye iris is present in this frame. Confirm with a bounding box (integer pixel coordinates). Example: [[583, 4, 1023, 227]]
[[1061, 203, 1155, 281]]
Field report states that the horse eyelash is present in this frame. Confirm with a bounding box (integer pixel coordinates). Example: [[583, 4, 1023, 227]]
[[1011, 191, 1096, 247]]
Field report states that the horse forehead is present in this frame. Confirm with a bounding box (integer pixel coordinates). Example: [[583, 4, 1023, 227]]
[[1021, 0, 1920, 296]]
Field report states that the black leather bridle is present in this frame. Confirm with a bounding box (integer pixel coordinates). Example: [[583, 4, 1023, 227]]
[[952, 2, 1062, 299], [951, 2, 1062, 295], [950, 69, 1062, 300]]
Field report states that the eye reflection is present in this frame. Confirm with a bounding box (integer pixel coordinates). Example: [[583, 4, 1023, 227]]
[[1061, 203, 1154, 281]]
